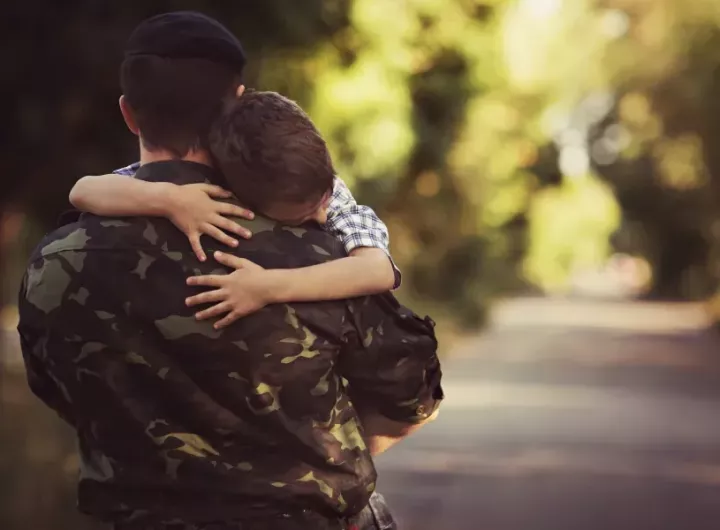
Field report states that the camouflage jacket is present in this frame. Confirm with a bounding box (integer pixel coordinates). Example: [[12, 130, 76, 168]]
[[17, 161, 443, 526]]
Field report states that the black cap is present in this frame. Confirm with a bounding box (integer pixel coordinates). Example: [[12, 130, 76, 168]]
[[125, 11, 246, 74]]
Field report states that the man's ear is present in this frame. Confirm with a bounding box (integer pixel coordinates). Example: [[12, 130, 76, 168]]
[[119, 95, 140, 136]]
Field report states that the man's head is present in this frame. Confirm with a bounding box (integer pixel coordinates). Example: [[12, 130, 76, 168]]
[[209, 91, 335, 225], [120, 12, 245, 159]]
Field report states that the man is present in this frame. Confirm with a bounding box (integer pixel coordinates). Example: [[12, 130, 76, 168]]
[[17, 12, 443, 530]]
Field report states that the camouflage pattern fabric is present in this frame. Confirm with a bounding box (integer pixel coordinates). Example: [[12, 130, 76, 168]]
[[17, 161, 443, 528], [111, 491, 395, 530]]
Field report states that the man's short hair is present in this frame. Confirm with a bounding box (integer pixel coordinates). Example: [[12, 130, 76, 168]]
[[120, 56, 239, 158], [209, 91, 335, 213], [121, 12, 245, 158]]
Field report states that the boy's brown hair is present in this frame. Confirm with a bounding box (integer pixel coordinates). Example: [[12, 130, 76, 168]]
[[209, 91, 335, 214]]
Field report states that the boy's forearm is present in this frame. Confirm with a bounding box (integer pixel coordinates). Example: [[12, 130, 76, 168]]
[[263, 248, 395, 303], [69, 175, 175, 216]]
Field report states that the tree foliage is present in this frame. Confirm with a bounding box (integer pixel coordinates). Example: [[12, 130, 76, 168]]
[[5, 0, 720, 328]]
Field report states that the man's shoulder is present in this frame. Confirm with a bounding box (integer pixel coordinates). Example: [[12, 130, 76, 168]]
[[34, 214, 184, 261], [21, 216, 191, 320], [236, 217, 346, 268], [347, 292, 437, 341]]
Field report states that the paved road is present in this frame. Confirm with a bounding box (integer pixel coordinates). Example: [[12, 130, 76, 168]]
[[4, 298, 720, 530], [374, 298, 720, 530]]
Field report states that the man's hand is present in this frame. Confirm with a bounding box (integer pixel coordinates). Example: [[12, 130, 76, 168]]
[[185, 251, 271, 329], [360, 409, 440, 456], [165, 184, 254, 262]]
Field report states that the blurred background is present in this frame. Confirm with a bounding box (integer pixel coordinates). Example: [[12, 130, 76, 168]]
[[4, 0, 720, 528]]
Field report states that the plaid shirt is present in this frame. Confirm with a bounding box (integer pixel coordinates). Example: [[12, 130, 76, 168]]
[[114, 163, 401, 286]]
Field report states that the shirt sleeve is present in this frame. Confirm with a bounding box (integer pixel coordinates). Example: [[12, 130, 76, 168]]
[[326, 178, 402, 288], [339, 293, 443, 424]]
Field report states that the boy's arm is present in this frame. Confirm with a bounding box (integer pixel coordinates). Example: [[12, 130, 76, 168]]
[[69, 173, 254, 261], [70, 174, 181, 217], [265, 247, 395, 300], [259, 177, 400, 299], [187, 247, 395, 323], [186, 178, 400, 329], [323, 177, 401, 287]]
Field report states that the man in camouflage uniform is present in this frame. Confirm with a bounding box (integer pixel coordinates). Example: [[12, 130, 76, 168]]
[[17, 12, 443, 530]]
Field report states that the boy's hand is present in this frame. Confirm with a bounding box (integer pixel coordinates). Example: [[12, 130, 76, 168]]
[[185, 251, 272, 329], [165, 184, 254, 262]]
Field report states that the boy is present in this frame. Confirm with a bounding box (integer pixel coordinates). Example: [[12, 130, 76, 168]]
[[69, 92, 400, 326]]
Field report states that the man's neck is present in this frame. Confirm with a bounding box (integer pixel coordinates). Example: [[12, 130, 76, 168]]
[[139, 146, 213, 167]]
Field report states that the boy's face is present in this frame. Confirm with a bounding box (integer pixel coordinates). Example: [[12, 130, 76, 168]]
[[263, 190, 332, 226]]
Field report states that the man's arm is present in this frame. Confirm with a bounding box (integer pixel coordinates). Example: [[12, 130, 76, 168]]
[[340, 294, 444, 454], [17, 270, 78, 428], [357, 406, 440, 456], [20, 332, 78, 428]]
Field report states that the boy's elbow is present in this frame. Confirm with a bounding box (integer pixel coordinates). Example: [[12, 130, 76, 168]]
[[68, 177, 99, 211], [377, 252, 397, 290], [68, 179, 88, 208], [378, 268, 395, 291], [350, 247, 396, 291], [373, 251, 396, 290]]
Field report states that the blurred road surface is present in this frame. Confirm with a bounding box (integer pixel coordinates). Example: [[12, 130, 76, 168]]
[[375, 298, 720, 530], [4, 297, 720, 530]]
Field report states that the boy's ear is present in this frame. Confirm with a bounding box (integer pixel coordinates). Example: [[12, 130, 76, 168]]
[[119, 95, 140, 137]]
